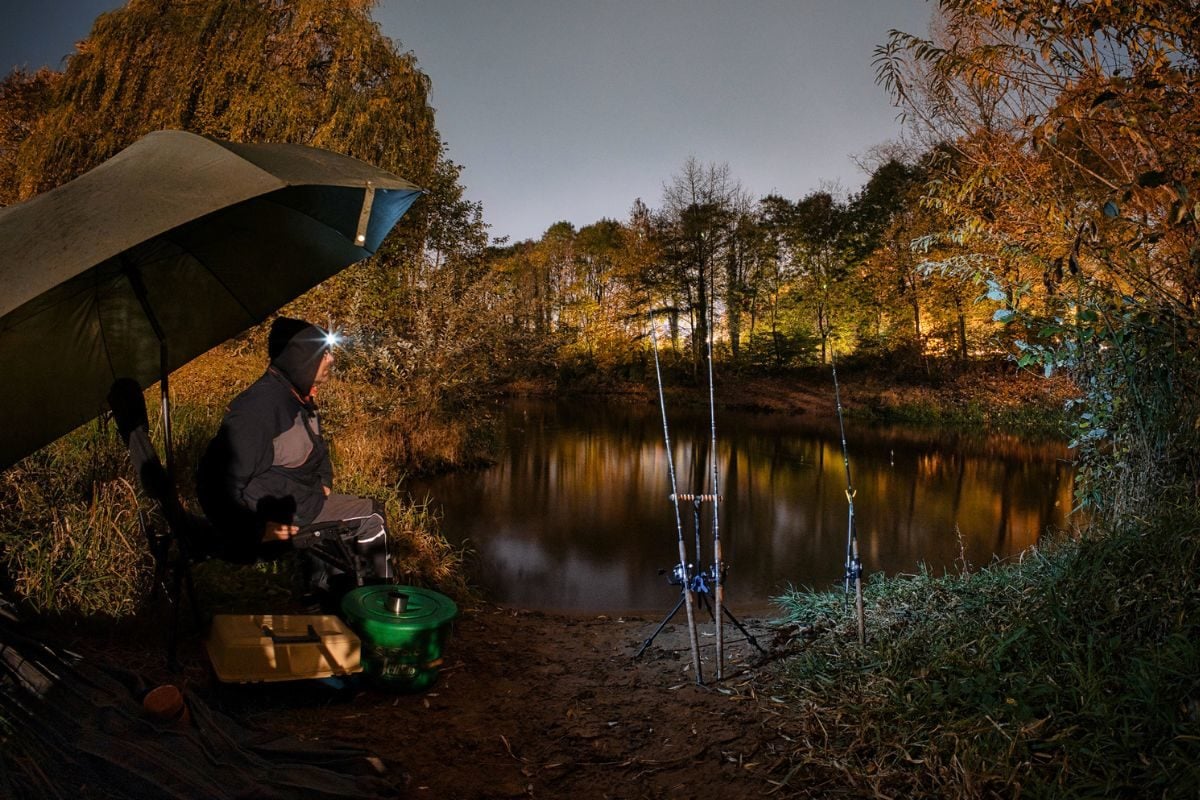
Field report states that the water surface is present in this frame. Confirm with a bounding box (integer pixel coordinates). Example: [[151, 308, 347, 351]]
[[407, 400, 1074, 613]]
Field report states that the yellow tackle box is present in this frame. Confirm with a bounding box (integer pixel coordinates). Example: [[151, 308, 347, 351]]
[[205, 614, 363, 683]]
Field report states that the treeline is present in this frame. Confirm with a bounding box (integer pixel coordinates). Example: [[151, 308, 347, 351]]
[[480, 154, 997, 383]]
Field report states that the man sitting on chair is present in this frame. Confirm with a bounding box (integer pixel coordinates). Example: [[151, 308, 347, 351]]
[[196, 316, 391, 601]]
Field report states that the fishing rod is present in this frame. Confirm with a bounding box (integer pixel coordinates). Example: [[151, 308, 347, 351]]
[[703, 299, 726, 679], [830, 340, 866, 645], [648, 310, 703, 683]]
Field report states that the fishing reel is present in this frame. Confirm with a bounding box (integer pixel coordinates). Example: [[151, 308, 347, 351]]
[[659, 563, 693, 586], [843, 555, 863, 590], [658, 562, 728, 592]]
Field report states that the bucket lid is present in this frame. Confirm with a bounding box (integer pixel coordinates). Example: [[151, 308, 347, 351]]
[[341, 585, 458, 631]]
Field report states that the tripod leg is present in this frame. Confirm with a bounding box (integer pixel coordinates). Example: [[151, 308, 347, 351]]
[[721, 605, 767, 655], [633, 592, 687, 659]]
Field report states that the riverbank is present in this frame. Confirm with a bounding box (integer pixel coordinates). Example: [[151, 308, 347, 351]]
[[0, 356, 1100, 797], [508, 358, 1076, 438], [38, 599, 806, 799]]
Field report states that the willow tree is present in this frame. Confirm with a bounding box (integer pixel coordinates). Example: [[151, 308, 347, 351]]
[[4, 0, 444, 328], [13, 0, 437, 190], [0, 68, 59, 207], [660, 159, 746, 376]]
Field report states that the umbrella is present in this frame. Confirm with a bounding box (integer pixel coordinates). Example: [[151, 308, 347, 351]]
[[0, 130, 422, 471]]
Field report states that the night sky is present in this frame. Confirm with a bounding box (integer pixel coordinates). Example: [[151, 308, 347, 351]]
[[1, 0, 934, 242]]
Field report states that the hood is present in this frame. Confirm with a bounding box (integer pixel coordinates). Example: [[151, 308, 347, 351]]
[[268, 317, 329, 397]]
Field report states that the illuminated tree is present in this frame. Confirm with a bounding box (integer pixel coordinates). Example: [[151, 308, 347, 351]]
[[878, 0, 1200, 516]]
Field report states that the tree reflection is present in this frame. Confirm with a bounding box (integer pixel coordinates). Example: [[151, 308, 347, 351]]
[[408, 400, 1075, 612]]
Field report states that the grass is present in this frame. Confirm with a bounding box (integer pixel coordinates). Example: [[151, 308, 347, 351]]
[[0, 427, 153, 617], [771, 508, 1200, 798]]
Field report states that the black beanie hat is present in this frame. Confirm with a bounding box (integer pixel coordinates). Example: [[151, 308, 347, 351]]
[[268, 317, 330, 396]]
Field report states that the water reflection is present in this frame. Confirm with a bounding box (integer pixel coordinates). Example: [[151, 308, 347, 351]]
[[406, 400, 1075, 613]]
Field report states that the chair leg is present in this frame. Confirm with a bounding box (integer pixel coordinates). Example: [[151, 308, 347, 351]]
[[167, 563, 184, 672], [166, 557, 202, 672]]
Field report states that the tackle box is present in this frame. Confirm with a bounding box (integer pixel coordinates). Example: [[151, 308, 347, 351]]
[[205, 613, 363, 683]]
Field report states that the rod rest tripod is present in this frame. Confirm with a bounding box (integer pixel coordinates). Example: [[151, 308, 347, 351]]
[[633, 560, 766, 660]]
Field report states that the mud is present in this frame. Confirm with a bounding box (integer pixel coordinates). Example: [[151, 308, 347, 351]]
[[221, 604, 810, 799]]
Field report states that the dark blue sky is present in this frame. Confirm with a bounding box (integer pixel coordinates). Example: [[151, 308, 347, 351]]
[[1, 1, 933, 243]]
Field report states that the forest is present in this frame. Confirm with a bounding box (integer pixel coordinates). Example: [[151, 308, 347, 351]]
[[1, 0, 1198, 796]]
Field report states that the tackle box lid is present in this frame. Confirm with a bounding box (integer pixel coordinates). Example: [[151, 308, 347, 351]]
[[205, 613, 362, 683]]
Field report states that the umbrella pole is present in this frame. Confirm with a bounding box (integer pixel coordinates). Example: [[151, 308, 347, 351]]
[[159, 342, 173, 481], [122, 259, 173, 480]]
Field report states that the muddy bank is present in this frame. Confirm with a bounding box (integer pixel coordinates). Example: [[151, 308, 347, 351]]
[[227, 605, 813, 799]]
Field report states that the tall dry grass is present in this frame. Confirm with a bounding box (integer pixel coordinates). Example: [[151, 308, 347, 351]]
[[0, 340, 479, 616], [0, 432, 153, 616]]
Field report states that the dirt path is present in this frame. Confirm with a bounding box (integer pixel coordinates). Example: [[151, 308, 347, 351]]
[[206, 604, 808, 799]]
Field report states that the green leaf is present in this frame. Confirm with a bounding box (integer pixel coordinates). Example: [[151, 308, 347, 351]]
[[993, 309, 1015, 323]]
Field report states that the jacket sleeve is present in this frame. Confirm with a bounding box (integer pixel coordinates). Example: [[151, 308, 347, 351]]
[[221, 404, 275, 517]]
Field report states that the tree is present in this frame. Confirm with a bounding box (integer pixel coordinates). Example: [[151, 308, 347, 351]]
[[0, 69, 58, 207], [790, 189, 850, 364], [11, 1, 438, 194], [878, 0, 1200, 517], [660, 158, 744, 376]]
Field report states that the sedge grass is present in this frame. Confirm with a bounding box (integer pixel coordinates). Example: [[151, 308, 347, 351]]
[[771, 510, 1200, 798]]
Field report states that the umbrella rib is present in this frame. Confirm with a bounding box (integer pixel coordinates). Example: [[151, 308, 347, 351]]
[[93, 267, 118, 384], [143, 235, 260, 328]]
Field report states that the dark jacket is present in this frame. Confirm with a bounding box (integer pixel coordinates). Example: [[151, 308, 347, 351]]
[[197, 321, 332, 561]]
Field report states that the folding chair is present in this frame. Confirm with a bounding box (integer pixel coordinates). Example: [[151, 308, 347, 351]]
[[106, 379, 362, 669]]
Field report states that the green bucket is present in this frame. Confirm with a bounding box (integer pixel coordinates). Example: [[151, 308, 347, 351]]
[[340, 585, 458, 692]]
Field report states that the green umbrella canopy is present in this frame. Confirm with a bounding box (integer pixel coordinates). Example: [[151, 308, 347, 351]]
[[0, 130, 422, 470]]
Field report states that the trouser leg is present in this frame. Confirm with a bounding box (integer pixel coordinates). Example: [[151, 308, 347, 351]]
[[309, 493, 392, 583]]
